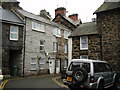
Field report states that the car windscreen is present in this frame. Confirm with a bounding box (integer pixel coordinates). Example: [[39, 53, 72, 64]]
[[68, 62, 90, 73]]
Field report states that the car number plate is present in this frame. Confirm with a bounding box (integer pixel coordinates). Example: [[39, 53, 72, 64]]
[[67, 77, 72, 82]]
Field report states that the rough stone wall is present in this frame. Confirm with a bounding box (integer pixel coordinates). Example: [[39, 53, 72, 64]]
[[55, 29, 68, 70], [88, 35, 101, 60], [24, 18, 57, 76], [2, 22, 23, 75], [54, 16, 77, 70], [72, 35, 101, 60], [97, 9, 120, 71]]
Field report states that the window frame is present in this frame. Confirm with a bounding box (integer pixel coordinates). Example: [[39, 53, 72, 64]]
[[64, 59, 68, 68], [64, 44, 68, 53], [64, 31, 71, 39], [53, 28, 61, 37], [80, 36, 88, 50], [10, 25, 19, 41], [53, 42, 58, 52], [80, 55, 88, 59], [39, 58, 45, 69], [30, 58, 37, 70], [32, 22, 45, 32], [40, 40, 45, 51]]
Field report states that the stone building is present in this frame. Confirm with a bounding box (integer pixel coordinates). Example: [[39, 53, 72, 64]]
[[69, 1, 120, 71], [68, 21, 101, 61], [0, 7, 24, 75], [94, 2, 120, 71], [53, 7, 82, 70]]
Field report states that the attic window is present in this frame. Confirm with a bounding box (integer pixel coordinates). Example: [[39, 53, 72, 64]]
[[80, 36, 88, 50]]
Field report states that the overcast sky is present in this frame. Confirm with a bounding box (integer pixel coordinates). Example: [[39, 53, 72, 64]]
[[17, 0, 104, 22]]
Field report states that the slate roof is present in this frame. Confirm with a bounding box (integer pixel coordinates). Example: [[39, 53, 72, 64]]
[[0, 9, 24, 25], [0, 0, 18, 2], [16, 9, 69, 30], [69, 22, 98, 37], [53, 14, 80, 28], [94, 2, 120, 14]]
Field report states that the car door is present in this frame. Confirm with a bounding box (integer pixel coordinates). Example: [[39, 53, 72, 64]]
[[99, 63, 112, 85]]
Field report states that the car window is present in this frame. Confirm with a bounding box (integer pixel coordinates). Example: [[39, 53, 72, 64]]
[[94, 62, 112, 73], [68, 62, 90, 73]]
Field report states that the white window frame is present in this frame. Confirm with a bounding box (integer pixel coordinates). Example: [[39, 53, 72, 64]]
[[30, 58, 37, 70], [53, 28, 61, 37], [80, 36, 88, 50], [39, 58, 45, 69], [10, 25, 19, 41], [80, 55, 88, 59], [32, 22, 45, 32], [64, 31, 71, 39], [53, 42, 58, 52], [64, 44, 68, 53], [40, 40, 44, 51], [64, 59, 68, 68]]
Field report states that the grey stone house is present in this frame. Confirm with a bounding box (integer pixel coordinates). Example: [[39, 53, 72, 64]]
[[53, 7, 82, 70], [0, 7, 24, 76], [69, 2, 120, 72], [13, 8, 74, 76]]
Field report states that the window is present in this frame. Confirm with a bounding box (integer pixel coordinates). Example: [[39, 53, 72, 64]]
[[64, 59, 68, 68], [80, 55, 88, 59], [40, 40, 44, 51], [39, 58, 45, 69], [30, 58, 37, 70], [64, 44, 68, 53], [10, 25, 18, 40], [32, 22, 45, 32], [53, 42, 58, 52], [80, 36, 88, 50], [68, 62, 90, 73], [64, 31, 71, 39], [53, 28, 61, 37]]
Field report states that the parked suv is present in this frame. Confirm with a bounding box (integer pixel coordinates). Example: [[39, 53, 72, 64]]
[[64, 59, 118, 89]]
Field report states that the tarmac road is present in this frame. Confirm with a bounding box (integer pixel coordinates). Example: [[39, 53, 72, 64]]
[[4, 74, 66, 89]]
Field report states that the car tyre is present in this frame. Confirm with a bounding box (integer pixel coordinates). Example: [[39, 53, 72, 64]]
[[98, 81, 104, 90], [72, 67, 88, 84]]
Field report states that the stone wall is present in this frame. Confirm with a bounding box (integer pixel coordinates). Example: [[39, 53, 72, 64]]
[[72, 35, 101, 60], [2, 22, 23, 75], [24, 18, 57, 76], [97, 9, 120, 71]]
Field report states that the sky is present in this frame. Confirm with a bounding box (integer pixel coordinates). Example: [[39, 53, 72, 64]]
[[17, 0, 104, 23]]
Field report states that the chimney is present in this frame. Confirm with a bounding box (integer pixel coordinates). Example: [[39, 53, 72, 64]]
[[55, 7, 66, 16], [68, 14, 78, 21], [2, 1, 21, 10]]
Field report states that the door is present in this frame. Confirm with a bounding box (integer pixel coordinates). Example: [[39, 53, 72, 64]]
[[56, 60, 60, 73], [49, 60, 55, 74]]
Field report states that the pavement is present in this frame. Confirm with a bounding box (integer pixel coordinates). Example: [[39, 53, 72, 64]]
[[1, 74, 68, 89]]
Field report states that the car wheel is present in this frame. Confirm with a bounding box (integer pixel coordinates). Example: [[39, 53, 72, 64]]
[[113, 75, 119, 88], [98, 81, 104, 90], [72, 68, 88, 84]]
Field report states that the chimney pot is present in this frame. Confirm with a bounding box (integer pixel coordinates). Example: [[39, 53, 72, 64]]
[[68, 14, 78, 21], [55, 7, 66, 16]]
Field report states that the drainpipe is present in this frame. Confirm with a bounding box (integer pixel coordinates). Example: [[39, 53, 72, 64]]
[[22, 18, 26, 77], [100, 35, 103, 60]]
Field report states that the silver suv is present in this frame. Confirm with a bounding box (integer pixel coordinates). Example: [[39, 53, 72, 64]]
[[64, 59, 118, 89]]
